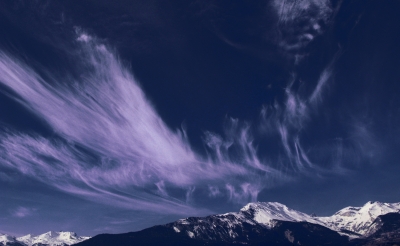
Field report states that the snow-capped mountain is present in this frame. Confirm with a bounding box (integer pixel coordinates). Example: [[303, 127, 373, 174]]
[[318, 201, 400, 236], [0, 233, 19, 245], [233, 201, 400, 237], [5, 201, 400, 246], [0, 231, 89, 246], [239, 202, 322, 227], [74, 201, 400, 246], [165, 201, 326, 242], [170, 201, 400, 239]]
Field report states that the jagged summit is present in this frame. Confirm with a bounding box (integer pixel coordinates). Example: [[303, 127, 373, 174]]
[[75, 200, 400, 246], [0, 233, 17, 245], [240, 201, 400, 236], [239, 202, 321, 228], [240, 201, 288, 212], [318, 201, 400, 235], [0, 231, 90, 246], [169, 200, 400, 242], [3, 201, 400, 246], [240, 201, 400, 235]]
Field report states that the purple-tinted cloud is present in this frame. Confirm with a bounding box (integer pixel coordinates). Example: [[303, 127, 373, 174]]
[[0, 31, 283, 214], [10, 207, 35, 218], [270, 0, 340, 61], [0, 28, 376, 216]]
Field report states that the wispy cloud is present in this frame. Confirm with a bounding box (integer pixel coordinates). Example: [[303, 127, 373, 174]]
[[0, 31, 282, 214], [253, 52, 374, 176], [271, 0, 334, 55], [0, 28, 376, 216], [10, 207, 35, 218]]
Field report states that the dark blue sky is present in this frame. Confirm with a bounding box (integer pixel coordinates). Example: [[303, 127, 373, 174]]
[[1, 0, 400, 237]]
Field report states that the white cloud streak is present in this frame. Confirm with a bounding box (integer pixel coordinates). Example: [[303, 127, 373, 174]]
[[10, 207, 35, 218], [0, 28, 374, 215], [0, 31, 284, 214], [271, 0, 334, 54]]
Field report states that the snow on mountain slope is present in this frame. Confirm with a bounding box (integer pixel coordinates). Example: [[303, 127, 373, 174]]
[[171, 201, 400, 240], [240, 201, 400, 236], [240, 202, 322, 228], [15, 234, 33, 246], [15, 231, 89, 246], [317, 201, 400, 235], [0, 233, 18, 245], [2, 201, 400, 245], [171, 202, 324, 241], [172, 209, 257, 241]]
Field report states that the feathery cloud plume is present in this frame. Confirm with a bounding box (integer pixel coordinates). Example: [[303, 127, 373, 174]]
[[0, 31, 283, 214]]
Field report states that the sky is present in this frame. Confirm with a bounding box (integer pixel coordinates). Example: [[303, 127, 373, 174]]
[[0, 0, 400, 237]]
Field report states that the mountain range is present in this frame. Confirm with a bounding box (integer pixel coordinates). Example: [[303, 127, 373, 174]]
[[76, 201, 400, 246], [0, 231, 89, 246], [2, 201, 400, 246]]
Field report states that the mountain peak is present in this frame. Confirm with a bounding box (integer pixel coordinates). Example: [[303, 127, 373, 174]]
[[239, 201, 321, 228], [240, 202, 287, 212], [14, 231, 90, 246], [0, 233, 17, 245], [76, 200, 400, 246], [239, 201, 400, 236], [318, 201, 400, 235]]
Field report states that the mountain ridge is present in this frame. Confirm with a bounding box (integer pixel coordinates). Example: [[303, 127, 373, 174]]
[[0, 231, 89, 246], [75, 200, 400, 246], [3, 201, 400, 246]]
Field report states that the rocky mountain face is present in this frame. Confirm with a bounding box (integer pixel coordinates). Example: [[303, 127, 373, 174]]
[[348, 213, 400, 246], [75, 201, 400, 246], [318, 201, 400, 236], [4, 201, 400, 246], [0, 231, 89, 246]]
